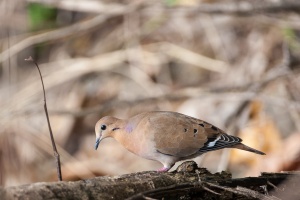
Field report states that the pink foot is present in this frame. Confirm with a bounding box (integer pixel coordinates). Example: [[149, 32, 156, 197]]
[[157, 167, 170, 172]]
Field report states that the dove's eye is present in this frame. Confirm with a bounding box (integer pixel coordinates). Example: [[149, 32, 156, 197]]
[[101, 125, 107, 130]]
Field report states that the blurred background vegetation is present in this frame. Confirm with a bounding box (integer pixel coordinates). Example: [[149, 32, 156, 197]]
[[1, 0, 300, 186]]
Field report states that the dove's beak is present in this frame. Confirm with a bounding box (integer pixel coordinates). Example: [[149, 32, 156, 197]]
[[95, 137, 101, 150]]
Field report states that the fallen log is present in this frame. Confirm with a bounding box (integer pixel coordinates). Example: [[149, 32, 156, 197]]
[[1, 161, 299, 200]]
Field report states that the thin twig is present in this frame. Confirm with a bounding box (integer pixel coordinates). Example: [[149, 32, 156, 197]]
[[203, 185, 221, 195], [206, 182, 279, 200], [25, 56, 62, 181], [267, 181, 279, 191]]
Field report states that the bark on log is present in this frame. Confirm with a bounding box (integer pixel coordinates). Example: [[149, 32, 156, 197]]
[[1, 161, 300, 200]]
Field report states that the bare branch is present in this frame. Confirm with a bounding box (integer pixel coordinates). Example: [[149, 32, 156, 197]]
[[25, 56, 62, 181]]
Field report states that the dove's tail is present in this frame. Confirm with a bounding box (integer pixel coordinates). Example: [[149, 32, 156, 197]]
[[231, 143, 266, 155]]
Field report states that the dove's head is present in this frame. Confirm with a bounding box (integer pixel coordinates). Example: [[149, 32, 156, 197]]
[[94, 116, 120, 150]]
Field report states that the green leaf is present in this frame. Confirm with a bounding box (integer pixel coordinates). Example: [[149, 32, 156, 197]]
[[27, 3, 57, 31]]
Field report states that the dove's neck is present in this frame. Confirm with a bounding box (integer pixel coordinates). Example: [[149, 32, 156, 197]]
[[111, 118, 141, 153], [111, 119, 131, 138]]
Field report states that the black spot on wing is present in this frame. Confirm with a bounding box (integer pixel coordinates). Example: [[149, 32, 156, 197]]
[[193, 129, 198, 137], [198, 134, 242, 153], [211, 126, 218, 131], [199, 123, 204, 127]]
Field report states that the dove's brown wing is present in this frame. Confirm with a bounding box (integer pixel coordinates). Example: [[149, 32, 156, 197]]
[[144, 111, 240, 157]]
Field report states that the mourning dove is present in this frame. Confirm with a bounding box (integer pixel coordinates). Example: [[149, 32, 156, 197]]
[[94, 111, 265, 172]]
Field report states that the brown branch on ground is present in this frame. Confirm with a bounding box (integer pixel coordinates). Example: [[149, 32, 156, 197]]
[[1, 161, 299, 200]]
